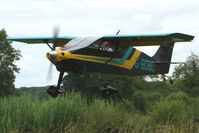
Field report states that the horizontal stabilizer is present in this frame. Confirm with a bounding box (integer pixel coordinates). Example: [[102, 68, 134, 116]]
[[170, 62, 186, 64], [155, 62, 186, 64]]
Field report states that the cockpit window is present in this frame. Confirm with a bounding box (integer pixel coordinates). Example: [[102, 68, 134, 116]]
[[61, 37, 100, 51], [88, 40, 101, 49], [89, 40, 114, 52]]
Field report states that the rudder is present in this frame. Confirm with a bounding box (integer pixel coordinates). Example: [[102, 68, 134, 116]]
[[152, 42, 175, 74]]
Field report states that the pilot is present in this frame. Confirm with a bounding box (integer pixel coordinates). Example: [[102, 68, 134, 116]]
[[101, 41, 113, 52]]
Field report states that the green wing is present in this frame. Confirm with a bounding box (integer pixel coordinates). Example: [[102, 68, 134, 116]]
[[6, 36, 74, 47], [102, 33, 194, 47], [7, 33, 194, 48]]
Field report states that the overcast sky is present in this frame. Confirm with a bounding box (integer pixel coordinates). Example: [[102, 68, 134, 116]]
[[0, 0, 198, 88]]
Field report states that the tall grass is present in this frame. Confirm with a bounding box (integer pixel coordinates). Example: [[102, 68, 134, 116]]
[[0, 93, 199, 133]]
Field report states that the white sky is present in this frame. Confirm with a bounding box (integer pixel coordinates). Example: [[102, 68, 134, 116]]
[[0, 0, 198, 88]]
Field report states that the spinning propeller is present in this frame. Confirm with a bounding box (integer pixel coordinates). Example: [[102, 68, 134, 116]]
[[52, 27, 59, 51], [46, 27, 59, 82]]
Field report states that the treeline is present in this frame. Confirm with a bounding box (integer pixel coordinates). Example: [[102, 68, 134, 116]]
[[15, 86, 50, 99]]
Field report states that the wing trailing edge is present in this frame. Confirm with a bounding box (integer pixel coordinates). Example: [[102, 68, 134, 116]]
[[102, 33, 194, 47]]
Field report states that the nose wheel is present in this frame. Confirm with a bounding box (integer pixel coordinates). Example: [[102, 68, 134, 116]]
[[47, 71, 64, 98]]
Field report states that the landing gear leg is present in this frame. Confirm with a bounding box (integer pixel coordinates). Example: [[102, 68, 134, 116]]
[[57, 71, 64, 89], [47, 71, 64, 98], [99, 85, 118, 106]]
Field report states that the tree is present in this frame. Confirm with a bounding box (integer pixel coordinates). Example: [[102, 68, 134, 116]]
[[172, 53, 199, 97], [62, 72, 148, 101], [62, 73, 100, 99], [0, 29, 21, 97]]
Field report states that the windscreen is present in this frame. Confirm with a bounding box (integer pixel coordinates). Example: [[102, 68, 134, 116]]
[[61, 37, 101, 51]]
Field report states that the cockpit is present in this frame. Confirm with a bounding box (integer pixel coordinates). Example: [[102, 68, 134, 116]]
[[61, 36, 126, 58]]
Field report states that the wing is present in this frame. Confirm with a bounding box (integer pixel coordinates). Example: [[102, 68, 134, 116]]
[[102, 33, 194, 47], [6, 36, 75, 47]]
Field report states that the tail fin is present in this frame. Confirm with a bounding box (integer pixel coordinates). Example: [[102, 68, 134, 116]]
[[152, 42, 175, 74]]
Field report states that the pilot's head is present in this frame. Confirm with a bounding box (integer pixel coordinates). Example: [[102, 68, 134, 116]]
[[102, 41, 109, 49]]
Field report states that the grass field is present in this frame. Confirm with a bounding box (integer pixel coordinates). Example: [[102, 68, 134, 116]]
[[0, 93, 199, 133]]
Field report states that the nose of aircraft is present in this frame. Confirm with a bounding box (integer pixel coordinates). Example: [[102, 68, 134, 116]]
[[47, 49, 72, 63], [49, 51, 58, 58]]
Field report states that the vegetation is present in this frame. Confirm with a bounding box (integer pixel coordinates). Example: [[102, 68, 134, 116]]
[[17, 86, 50, 100], [0, 29, 21, 97], [0, 93, 199, 133], [173, 53, 199, 97]]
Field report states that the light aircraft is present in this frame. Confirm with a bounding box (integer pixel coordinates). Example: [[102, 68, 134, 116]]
[[7, 30, 194, 98]]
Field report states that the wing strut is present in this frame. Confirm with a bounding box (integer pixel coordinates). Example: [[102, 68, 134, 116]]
[[42, 39, 53, 50], [98, 39, 137, 70], [98, 44, 130, 70], [98, 48, 124, 69]]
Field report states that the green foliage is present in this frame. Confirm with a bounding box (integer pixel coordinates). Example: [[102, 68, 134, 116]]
[[132, 90, 162, 114], [62, 73, 149, 101], [79, 105, 128, 132], [1, 93, 199, 133], [62, 70, 173, 115], [173, 53, 199, 97], [0, 29, 21, 97], [0, 93, 87, 132], [19, 86, 50, 100], [62, 73, 100, 100], [148, 100, 190, 125], [166, 91, 189, 102], [189, 97, 199, 123], [0, 93, 128, 133], [132, 91, 148, 114]]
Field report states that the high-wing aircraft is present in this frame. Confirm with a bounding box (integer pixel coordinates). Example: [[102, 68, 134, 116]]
[[7, 31, 194, 98]]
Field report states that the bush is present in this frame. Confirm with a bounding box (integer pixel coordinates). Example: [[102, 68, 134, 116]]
[[0, 93, 88, 132], [166, 92, 189, 102], [132, 91, 148, 114], [1, 92, 199, 133], [148, 100, 190, 125]]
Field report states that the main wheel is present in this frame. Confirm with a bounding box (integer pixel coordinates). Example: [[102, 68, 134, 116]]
[[47, 86, 59, 98]]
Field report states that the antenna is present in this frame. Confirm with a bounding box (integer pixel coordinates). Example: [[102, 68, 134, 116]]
[[116, 29, 120, 35]]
